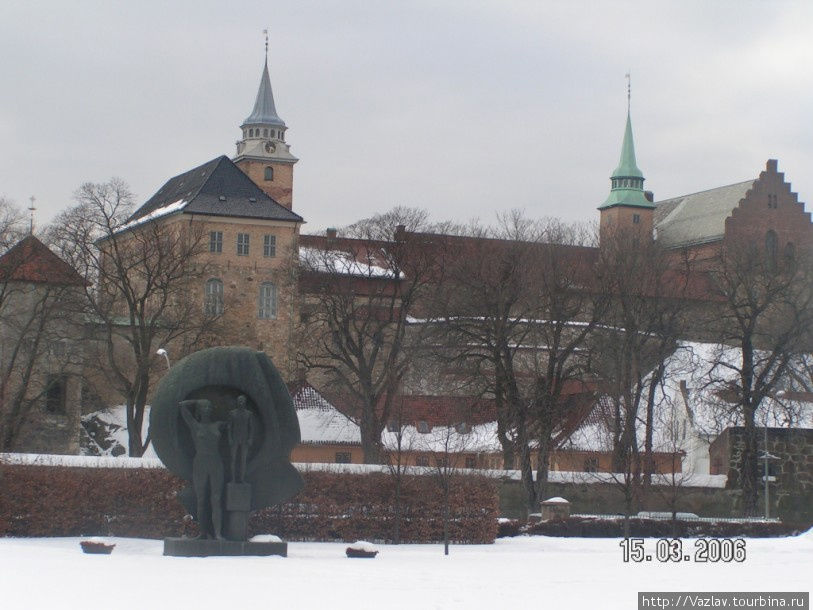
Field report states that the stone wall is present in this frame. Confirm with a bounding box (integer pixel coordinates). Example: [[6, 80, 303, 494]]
[[709, 426, 813, 519]]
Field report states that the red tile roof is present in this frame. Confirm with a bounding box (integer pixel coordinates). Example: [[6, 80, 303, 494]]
[[0, 235, 86, 286]]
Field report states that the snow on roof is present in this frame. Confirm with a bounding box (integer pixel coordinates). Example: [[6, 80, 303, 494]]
[[114, 199, 188, 234], [382, 421, 502, 453], [292, 384, 361, 445], [299, 246, 403, 279], [297, 408, 361, 445]]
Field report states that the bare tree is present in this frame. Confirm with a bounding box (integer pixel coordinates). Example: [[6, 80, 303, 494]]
[[0, 197, 26, 251], [382, 395, 413, 544], [592, 228, 695, 510], [431, 213, 605, 509], [415, 413, 477, 556], [704, 237, 813, 515], [45, 179, 217, 456], [297, 207, 443, 463]]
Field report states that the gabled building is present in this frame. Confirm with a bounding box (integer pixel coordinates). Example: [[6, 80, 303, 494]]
[[0, 235, 87, 453], [122, 58, 304, 377]]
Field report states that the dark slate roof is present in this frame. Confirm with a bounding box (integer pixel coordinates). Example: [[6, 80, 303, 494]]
[[0, 235, 86, 286], [128, 156, 303, 224]]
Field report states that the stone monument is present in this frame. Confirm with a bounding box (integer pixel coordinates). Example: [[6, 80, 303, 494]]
[[149, 346, 303, 556]]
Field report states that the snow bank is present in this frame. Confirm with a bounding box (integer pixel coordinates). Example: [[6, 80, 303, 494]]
[[347, 540, 378, 553], [0, 453, 729, 488], [250, 534, 282, 543]]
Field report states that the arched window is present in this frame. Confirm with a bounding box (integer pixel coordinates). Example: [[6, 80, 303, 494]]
[[204, 278, 224, 316], [264, 166, 274, 181], [765, 230, 778, 271], [784, 242, 796, 268], [258, 282, 277, 319]]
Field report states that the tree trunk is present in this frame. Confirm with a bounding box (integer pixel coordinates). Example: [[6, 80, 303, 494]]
[[740, 410, 760, 516]]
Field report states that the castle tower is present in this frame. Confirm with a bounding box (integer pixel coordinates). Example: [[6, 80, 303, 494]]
[[598, 107, 654, 244], [234, 50, 298, 209]]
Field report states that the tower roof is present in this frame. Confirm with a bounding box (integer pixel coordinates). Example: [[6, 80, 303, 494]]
[[599, 109, 653, 210], [612, 111, 644, 179], [242, 60, 286, 128]]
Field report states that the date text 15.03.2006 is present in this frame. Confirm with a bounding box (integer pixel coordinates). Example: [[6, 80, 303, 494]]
[[619, 538, 746, 563]]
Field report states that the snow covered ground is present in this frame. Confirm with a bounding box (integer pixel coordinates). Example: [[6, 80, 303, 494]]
[[1, 533, 810, 610]]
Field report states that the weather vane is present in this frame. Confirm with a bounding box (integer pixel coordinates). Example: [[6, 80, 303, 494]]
[[263, 28, 269, 60], [27, 195, 36, 235], [625, 72, 631, 112]]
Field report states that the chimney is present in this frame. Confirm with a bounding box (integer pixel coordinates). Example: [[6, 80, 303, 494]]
[[644, 191, 654, 202], [394, 224, 406, 242], [326, 227, 337, 240]]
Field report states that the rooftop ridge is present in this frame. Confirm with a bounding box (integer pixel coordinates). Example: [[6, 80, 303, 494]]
[[655, 179, 756, 204]]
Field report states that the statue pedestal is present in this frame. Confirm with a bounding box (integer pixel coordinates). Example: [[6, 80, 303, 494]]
[[225, 482, 251, 541], [163, 537, 287, 557]]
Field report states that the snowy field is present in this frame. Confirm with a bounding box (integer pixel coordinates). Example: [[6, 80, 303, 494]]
[[1, 533, 810, 610]]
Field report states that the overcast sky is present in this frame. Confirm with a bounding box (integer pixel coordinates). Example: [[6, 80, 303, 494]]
[[3, 1, 813, 234]]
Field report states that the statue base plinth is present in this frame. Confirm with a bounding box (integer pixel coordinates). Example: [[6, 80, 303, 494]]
[[163, 537, 287, 557]]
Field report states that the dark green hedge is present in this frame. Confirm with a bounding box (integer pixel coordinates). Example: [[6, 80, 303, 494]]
[[524, 516, 811, 538], [0, 464, 498, 543]]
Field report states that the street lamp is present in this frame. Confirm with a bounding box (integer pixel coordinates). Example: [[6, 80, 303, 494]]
[[156, 348, 171, 370], [759, 423, 780, 520]]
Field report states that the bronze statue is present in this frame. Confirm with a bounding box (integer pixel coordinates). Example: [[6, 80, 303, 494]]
[[229, 395, 255, 483], [151, 346, 303, 556], [179, 399, 227, 540]]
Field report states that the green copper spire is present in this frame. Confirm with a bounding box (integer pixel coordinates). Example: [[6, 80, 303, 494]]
[[599, 110, 653, 209]]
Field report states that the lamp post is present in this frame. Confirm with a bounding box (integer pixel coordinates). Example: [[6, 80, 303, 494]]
[[156, 348, 171, 370], [758, 424, 779, 520]]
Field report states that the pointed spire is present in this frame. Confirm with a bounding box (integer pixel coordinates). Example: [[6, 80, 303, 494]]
[[599, 102, 652, 209], [612, 110, 644, 180], [242, 33, 286, 128]]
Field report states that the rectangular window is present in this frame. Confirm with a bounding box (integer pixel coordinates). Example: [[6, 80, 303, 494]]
[[45, 375, 67, 414], [209, 231, 223, 253], [415, 456, 430, 467], [258, 282, 277, 319], [237, 233, 250, 256], [465, 457, 477, 469], [335, 452, 351, 464], [263, 234, 276, 258], [632, 214, 640, 224]]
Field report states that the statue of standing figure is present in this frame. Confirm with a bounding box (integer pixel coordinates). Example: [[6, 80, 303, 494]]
[[179, 399, 227, 540], [229, 395, 255, 483]]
